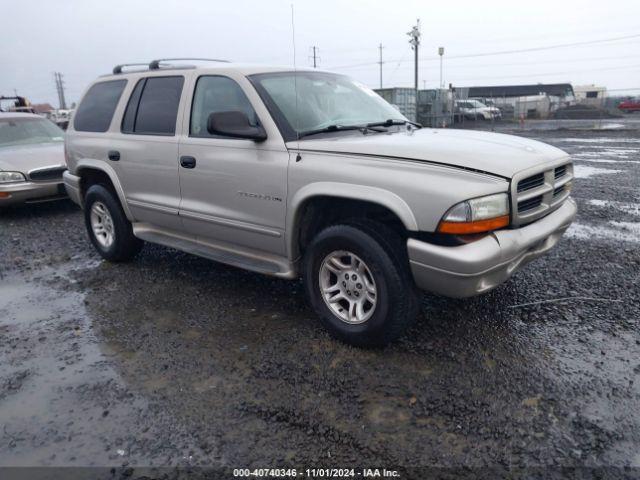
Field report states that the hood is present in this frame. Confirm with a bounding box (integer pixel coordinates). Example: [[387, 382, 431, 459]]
[[290, 128, 569, 178], [0, 142, 65, 174]]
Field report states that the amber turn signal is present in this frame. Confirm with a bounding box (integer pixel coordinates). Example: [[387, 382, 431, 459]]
[[437, 215, 510, 234], [0, 192, 11, 198]]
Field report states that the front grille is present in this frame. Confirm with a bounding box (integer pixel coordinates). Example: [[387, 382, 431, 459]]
[[518, 195, 543, 213], [517, 172, 544, 192], [554, 165, 567, 179], [512, 162, 573, 226], [28, 166, 66, 182]]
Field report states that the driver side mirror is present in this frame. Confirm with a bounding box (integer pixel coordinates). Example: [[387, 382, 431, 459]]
[[207, 111, 267, 142]]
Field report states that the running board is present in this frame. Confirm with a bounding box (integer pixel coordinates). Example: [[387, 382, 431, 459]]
[[132, 223, 296, 279]]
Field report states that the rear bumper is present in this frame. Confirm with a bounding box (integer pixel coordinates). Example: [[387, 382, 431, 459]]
[[0, 180, 67, 206], [408, 198, 577, 298], [63, 171, 82, 207]]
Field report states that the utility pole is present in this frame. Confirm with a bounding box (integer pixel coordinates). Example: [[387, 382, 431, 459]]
[[377, 43, 384, 89], [54, 72, 67, 110], [310, 46, 319, 68], [407, 19, 421, 92], [438, 47, 445, 89]]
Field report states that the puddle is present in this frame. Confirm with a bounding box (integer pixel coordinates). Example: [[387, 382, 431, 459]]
[[559, 138, 640, 144], [574, 146, 640, 153], [599, 123, 626, 130], [588, 199, 640, 216], [573, 152, 633, 159], [573, 165, 623, 179], [0, 271, 164, 466], [566, 222, 640, 243]]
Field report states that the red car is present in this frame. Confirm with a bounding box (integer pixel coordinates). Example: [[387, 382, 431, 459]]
[[618, 100, 640, 113]]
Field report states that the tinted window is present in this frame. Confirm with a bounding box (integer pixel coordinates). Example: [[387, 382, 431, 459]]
[[190, 76, 259, 137], [121, 79, 145, 133], [134, 76, 184, 135], [74, 80, 127, 132]]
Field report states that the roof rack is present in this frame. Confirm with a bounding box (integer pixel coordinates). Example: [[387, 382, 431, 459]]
[[113, 63, 149, 74], [148, 58, 230, 70]]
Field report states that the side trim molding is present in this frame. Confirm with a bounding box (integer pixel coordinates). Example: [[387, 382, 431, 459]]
[[179, 210, 282, 238]]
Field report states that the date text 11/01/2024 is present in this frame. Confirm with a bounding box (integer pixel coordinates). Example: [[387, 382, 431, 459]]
[[232, 468, 401, 477]]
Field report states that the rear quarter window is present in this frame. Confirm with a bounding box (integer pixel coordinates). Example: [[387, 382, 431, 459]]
[[74, 80, 127, 132]]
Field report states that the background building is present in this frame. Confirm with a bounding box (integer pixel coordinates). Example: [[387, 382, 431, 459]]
[[574, 84, 607, 108]]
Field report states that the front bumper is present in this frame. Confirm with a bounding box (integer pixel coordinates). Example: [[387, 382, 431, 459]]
[[408, 198, 577, 298], [0, 180, 67, 206]]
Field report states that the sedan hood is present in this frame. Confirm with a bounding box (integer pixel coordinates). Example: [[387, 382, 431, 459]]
[[0, 142, 65, 173], [291, 128, 569, 178]]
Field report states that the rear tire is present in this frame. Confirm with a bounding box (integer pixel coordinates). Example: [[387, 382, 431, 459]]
[[83, 184, 142, 262], [303, 220, 419, 347]]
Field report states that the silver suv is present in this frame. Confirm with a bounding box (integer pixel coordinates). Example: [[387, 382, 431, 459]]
[[64, 59, 577, 346]]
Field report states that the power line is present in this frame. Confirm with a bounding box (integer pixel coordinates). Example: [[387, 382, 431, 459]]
[[327, 33, 640, 70], [444, 33, 640, 60]]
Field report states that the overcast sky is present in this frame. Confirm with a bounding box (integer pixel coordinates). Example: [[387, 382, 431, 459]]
[[2, 0, 640, 107]]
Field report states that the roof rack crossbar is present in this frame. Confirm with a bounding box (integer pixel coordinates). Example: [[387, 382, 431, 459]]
[[113, 63, 150, 74], [148, 58, 230, 70]]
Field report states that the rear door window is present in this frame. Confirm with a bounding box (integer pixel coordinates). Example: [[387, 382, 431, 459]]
[[123, 76, 184, 136], [74, 80, 127, 132]]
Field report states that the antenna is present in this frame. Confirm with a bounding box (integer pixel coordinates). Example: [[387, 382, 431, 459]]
[[291, 4, 301, 154]]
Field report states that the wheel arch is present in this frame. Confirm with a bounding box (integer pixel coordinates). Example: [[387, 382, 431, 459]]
[[287, 182, 418, 260], [75, 160, 134, 221]]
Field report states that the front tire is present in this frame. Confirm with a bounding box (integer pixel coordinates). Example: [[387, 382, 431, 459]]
[[303, 221, 419, 347], [83, 184, 142, 262]]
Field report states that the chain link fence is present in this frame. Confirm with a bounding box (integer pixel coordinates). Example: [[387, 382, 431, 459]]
[[377, 87, 640, 130]]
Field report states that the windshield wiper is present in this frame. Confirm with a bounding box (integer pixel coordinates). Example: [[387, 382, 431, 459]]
[[366, 119, 422, 129], [298, 124, 371, 139]]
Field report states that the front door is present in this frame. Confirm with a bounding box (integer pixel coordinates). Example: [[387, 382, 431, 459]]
[[178, 74, 288, 255]]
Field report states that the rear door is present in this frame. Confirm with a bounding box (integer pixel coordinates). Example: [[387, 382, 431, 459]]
[[177, 73, 289, 255], [110, 75, 187, 230]]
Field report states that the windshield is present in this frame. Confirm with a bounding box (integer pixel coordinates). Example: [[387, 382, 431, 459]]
[[0, 118, 65, 147], [250, 72, 407, 140]]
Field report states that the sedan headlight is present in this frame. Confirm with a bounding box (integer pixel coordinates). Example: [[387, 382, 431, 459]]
[[0, 171, 26, 183], [438, 193, 510, 234]]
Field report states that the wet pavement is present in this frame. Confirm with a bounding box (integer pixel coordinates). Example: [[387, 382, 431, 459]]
[[0, 127, 639, 476]]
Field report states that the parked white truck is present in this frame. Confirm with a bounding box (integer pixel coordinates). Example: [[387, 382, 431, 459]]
[[64, 59, 576, 346]]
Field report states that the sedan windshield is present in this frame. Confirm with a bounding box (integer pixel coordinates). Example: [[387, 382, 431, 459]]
[[250, 72, 407, 140], [0, 118, 65, 147]]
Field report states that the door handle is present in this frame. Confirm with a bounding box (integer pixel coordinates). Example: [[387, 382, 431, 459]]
[[108, 150, 120, 161], [180, 156, 196, 169]]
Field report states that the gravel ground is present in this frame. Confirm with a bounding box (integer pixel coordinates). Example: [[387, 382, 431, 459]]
[[0, 127, 639, 478]]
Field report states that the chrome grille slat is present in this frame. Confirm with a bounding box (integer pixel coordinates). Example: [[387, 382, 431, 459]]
[[517, 172, 544, 192], [512, 162, 573, 226]]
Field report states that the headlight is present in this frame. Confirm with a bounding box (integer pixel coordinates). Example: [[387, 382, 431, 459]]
[[438, 193, 510, 234], [0, 171, 26, 183]]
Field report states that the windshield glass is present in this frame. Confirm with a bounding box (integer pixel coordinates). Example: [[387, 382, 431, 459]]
[[250, 72, 407, 138], [0, 118, 65, 147]]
